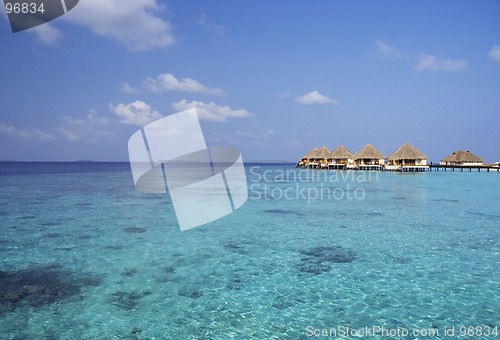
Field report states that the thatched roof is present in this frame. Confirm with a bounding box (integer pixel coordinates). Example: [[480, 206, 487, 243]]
[[441, 150, 483, 163], [354, 144, 385, 160], [329, 145, 354, 159], [311, 146, 330, 159], [302, 147, 318, 159], [388, 143, 427, 161]]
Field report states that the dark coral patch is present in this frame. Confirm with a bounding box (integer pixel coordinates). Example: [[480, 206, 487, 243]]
[[466, 211, 500, 220], [40, 221, 62, 226], [105, 245, 123, 250], [108, 290, 151, 311], [296, 246, 357, 275], [265, 209, 303, 215], [154, 265, 176, 283], [222, 241, 248, 255], [366, 212, 383, 217], [75, 202, 93, 207], [0, 266, 100, 314], [163, 266, 175, 274], [392, 256, 412, 264], [226, 276, 243, 290], [43, 232, 61, 238], [123, 227, 146, 234], [18, 215, 36, 220], [300, 246, 357, 263], [121, 268, 137, 277], [178, 287, 203, 299], [392, 196, 407, 200]]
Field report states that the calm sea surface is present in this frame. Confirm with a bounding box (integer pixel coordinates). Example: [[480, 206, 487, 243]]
[[0, 162, 498, 339]]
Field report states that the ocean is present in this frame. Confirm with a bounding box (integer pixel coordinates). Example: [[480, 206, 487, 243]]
[[0, 162, 498, 339]]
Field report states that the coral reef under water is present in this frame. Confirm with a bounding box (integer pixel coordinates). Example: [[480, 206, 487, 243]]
[[123, 227, 146, 234], [296, 246, 357, 274], [0, 265, 101, 314]]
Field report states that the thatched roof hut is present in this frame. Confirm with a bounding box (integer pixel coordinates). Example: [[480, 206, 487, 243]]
[[302, 147, 318, 160], [329, 145, 354, 160], [354, 144, 385, 161], [311, 146, 331, 160], [388, 143, 427, 162], [440, 150, 483, 165], [386, 142, 428, 169], [307, 146, 331, 169]]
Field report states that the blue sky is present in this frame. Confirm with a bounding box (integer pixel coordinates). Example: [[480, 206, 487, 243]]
[[1, 0, 500, 162]]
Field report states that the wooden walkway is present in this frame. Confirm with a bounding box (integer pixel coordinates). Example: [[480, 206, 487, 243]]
[[428, 164, 500, 172], [296, 163, 500, 172]]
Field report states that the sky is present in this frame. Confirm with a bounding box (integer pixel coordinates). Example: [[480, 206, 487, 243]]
[[1, 0, 500, 163]]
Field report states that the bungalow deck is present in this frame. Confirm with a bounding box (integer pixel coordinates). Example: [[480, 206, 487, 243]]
[[296, 163, 500, 172], [428, 164, 500, 172]]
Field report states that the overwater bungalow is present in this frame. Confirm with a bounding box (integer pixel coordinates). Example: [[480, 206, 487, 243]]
[[354, 144, 385, 170], [327, 145, 355, 170], [440, 150, 484, 166], [309, 146, 331, 169], [297, 147, 318, 168], [386, 143, 429, 172]]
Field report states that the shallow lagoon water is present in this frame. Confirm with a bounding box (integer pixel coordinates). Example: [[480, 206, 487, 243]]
[[0, 162, 498, 339]]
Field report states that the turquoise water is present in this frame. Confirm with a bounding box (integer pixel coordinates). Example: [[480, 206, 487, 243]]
[[0, 162, 498, 339]]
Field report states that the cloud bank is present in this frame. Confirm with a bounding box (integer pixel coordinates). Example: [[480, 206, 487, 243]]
[[144, 73, 224, 95], [110, 101, 162, 126], [0, 123, 55, 141], [295, 91, 338, 105], [414, 55, 467, 72], [198, 14, 225, 36], [489, 45, 500, 63], [58, 110, 113, 141], [64, 0, 175, 51], [374, 39, 401, 58], [172, 100, 250, 123], [31, 23, 63, 45]]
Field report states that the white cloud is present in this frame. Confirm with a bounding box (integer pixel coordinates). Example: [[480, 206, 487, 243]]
[[109, 100, 162, 127], [374, 40, 401, 58], [58, 109, 114, 141], [210, 128, 278, 146], [198, 14, 225, 36], [414, 55, 467, 72], [144, 73, 224, 95], [120, 83, 138, 93], [63, 0, 175, 51], [295, 91, 338, 105], [235, 129, 278, 139], [172, 100, 250, 123], [488, 45, 500, 63], [0, 123, 55, 141], [372, 40, 470, 73], [30, 23, 63, 45]]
